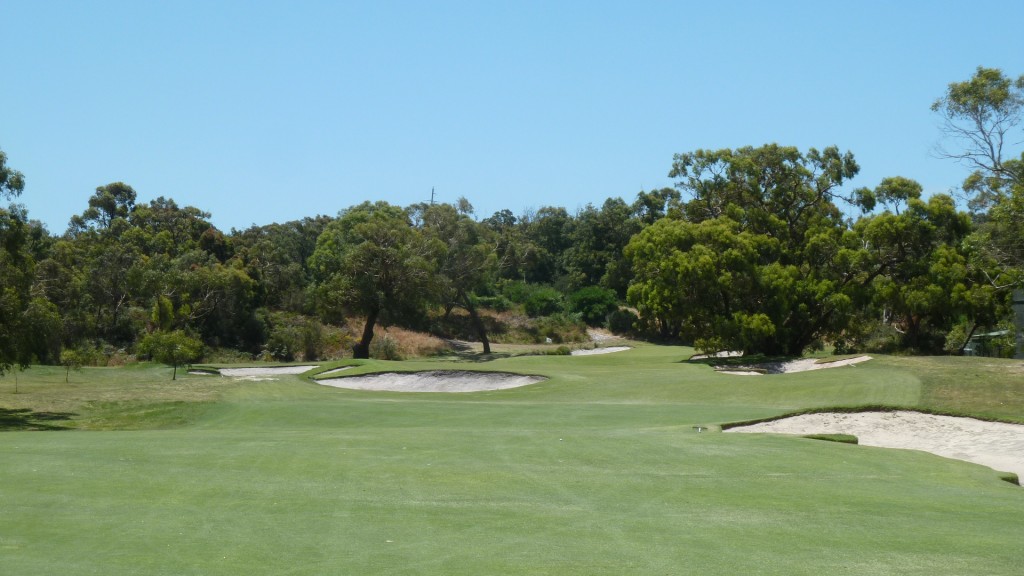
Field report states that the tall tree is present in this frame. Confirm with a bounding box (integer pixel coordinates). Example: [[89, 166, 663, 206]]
[[854, 191, 976, 352], [628, 145, 861, 355], [0, 148, 31, 373], [310, 202, 439, 358], [932, 66, 1024, 194], [419, 201, 500, 353], [933, 67, 1024, 298]]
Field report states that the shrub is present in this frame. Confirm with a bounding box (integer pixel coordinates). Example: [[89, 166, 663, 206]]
[[606, 308, 638, 335], [568, 286, 618, 326], [475, 295, 511, 312], [524, 286, 564, 317], [370, 333, 404, 360], [532, 313, 588, 344], [545, 345, 572, 356]]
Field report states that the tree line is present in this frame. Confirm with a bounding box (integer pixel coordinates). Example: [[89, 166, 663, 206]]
[[1, 67, 1022, 373]]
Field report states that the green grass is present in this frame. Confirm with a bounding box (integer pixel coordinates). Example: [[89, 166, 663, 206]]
[[1, 347, 1023, 575]]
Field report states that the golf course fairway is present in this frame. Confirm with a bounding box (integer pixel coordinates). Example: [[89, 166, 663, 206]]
[[2, 344, 1022, 575]]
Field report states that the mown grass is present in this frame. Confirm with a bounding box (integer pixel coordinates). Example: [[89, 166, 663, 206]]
[[1, 347, 1023, 575]]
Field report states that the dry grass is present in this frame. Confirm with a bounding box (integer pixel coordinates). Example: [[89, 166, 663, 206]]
[[375, 326, 451, 358]]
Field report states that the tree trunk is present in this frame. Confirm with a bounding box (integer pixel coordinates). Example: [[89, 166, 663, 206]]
[[352, 307, 379, 359], [958, 322, 978, 356], [460, 290, 490, 354]]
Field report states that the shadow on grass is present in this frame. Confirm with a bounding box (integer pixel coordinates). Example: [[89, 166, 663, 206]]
[[0, 408, 75, 431]]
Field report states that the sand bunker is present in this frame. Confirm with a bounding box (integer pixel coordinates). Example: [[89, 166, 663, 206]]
[[217, 366, 319, 381], [571, 346, 631, 356], [317, 370, 545, 392], [717, 355, 872, 375], [727, 411, 1024, 480]]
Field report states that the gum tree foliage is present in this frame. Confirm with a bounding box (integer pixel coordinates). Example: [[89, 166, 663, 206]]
[[43, 185, 257, 352], [416, 200, 500, 353], [310, 202, 440, 359], [933, 67, 1024, 284], [562, 198, 641, 293], [627, 144, 862, 355], [0, 148, 31, 374], [932, 66, 1024, 195], [853, 188, 980, 352], [229, 216, 332, 312]]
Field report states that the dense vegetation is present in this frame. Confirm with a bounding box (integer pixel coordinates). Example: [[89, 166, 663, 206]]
[[1, 67, 1022, 371]]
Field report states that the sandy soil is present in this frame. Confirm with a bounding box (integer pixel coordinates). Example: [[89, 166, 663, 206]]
[[726, 411, 1024, 479], [317, 370, 545, 392], [717, 355, 872, 375], [571, 346, 631, 356]]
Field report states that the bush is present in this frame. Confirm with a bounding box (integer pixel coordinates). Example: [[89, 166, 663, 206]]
[[370, 333, 403, 360], [499, 280, 533, 304], [524, 286, 564, 317], [263, 312, 328, 361], [606, 308, 638, 335], [532, 313, 588, 344], [475, 295, 511, 312], [568, 286, 618, 326]]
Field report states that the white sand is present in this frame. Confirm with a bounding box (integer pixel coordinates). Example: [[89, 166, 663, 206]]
[[317, 370, 545, 392], [571, 346, 631, 356], [219, 366, 319, 377], [691, 350, 744, 360], [727, 411, 1024, 479], [717, 355, 872, 375]]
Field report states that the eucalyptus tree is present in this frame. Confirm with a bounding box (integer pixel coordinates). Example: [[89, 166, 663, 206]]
[[932, 66, 1024, 195], [853, 188, 977, 352], [310, 202, 440, 359], [932, 67, 1024, 328], [627, 144, 862, 355], [0, 148, 31, 373], [418, 200, 500, 353]]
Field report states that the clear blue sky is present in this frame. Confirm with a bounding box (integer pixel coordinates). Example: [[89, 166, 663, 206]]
[[4, 0, 1023, 233]]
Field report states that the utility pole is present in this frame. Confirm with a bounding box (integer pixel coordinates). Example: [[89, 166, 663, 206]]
[[430, 187, 436, 206]]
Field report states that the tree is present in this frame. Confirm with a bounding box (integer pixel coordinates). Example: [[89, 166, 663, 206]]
[[139, 330, 203, 380], [853, 192, 975, 352], [0, 148, 31, 375], [59, 347, 92, 383], [627, 145, 862, 355], [932, 66, 1024, 192], [68, 182, 137, 233], [310, 202, 439, 359], [562, 198, 641, 293], [932, 68, 1024, 306], [419, 201, 500, 353]]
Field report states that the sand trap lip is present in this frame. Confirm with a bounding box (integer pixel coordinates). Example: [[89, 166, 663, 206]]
[[717, 355, 872, 375], [218, 366, 319, 377], [726, 411, 1024, 480], [317, 370, 546, 392], [570, 346, 631, 356], [318, 366, 353, 376]]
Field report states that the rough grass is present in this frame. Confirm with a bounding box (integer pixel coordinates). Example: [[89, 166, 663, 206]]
[[2, 348, 1024, 575]]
